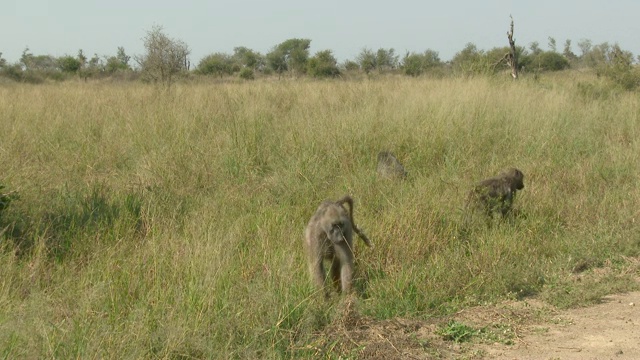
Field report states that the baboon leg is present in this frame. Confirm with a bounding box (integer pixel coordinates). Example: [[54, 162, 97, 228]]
[[308, 257, 327, 296], [339, 261, 354, 294], [330, 259, 341, 292], [334, 244, 354, 294]]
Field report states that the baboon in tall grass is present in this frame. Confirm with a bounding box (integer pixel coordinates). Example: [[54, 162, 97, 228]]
[[466, 168, 525, 220], [377, 151, 407, 180], [303, 195, 372, 297]]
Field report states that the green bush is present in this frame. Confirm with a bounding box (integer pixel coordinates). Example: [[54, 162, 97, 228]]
[[0, 64, 24, 82], [307, 50, 340, 78], [238, 67, 254, 80], [196, 53, 236, 77], [451, 43, 492, 75], [58, 56, 82, 73], [402, 50, 442, 77], [342, 60, 360, 72], [403, 53, 424, 77], [532, 51, 570, 71]]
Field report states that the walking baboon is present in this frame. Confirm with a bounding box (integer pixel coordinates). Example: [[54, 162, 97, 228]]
[[377, 151, 407, 180], [304, 195, 372, 297], [467, 168, 525, 219]]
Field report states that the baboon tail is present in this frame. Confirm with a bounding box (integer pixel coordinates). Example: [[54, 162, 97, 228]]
[[354, 226, 373, 248], [336, 195, 373, 248]]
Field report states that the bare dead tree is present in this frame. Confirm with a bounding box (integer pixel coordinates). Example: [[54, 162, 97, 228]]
[[490, 16, 519, 78], [506, 16, 518, 79]]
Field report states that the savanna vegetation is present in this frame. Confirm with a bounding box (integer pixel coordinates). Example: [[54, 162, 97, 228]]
[[1, 24, 640, 90], [1, 18, 640, 358], [1, 68, 639, 358]]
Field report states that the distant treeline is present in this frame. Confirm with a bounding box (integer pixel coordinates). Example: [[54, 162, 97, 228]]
[[1, 26, 638, 88]]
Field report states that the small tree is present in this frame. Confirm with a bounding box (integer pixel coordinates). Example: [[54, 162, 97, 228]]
[[532, 51, 570, 71], [238, 68, 254, 80], [116, 47, 131, 68], [58, 55, 82, 73], [282, 39, 310, 76], [105, 57, 126, 73], [547, 37, 557, 52], [77, 53, 104, 81], [266, 48, 286, 78], [233, 47, 264, 71], [266, 38, 311, 77], [104, 47, 132, 74], [135, 25, 190, 86], [563, 40, 578, 63], [529, 42, 542, 56], [342, 60, 360, 72], [20, 48, 57, 72], [451, 43, 487, 75], [0, 53, 21, 82], [197, 53, 235, 78], [307, 50, 340, 78], [376, 48, 399, 72], [77, 49, 87, 67], [402, 50, 441, 77], [577, 39, 592, 58], [402, 52, 423, 77], [19, 48, 34, 70], [356, 48, 377, 74], [594, 43, 638, 90]]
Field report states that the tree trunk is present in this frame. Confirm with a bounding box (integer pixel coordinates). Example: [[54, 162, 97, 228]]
[[507, 17, 518, 79]]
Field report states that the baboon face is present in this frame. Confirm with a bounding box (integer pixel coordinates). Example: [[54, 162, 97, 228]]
[[327, 220, 345, 242], [321, 206, 352, 245]]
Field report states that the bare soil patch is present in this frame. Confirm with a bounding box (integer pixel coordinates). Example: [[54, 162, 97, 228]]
[[315, 289, 639, 359], [476, 291, 639, 360]]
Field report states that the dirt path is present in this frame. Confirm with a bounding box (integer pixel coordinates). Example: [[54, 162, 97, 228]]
[[478, 291, 639, 360], [321, 290, 640, 359]]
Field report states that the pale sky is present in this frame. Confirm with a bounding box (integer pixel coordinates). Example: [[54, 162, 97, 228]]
[[1, 0, 639, 65]]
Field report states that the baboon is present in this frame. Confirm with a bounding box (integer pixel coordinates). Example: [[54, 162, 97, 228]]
[[467, 168, 525, 219], [303, 195, 372, 297], [377, 151, 407, 180]]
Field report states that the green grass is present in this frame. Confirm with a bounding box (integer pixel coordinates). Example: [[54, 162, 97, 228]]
[[0, 72, 639, 358], [436, 321, 479, 343]]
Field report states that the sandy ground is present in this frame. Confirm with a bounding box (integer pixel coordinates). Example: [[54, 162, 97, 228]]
[[318, 289, 639, 359], [477, 291, 639, 360]]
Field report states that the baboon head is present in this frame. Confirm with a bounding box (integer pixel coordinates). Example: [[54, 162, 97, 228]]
[[321, 205, 352, 244], [504, 168, 524, 191]]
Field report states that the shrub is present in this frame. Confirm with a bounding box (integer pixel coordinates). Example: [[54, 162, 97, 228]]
[[196, 53, 235, 78], [307, 50, 340, 78], [239, 67, 255, 80], [0, 64, 24, 82], [532, 51, 570, 71], [58, 56, 82, 73]]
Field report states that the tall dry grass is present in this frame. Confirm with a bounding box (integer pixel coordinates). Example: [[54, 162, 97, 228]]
[[0, 73, 639, 358]]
